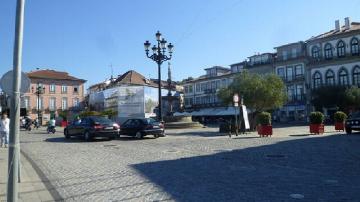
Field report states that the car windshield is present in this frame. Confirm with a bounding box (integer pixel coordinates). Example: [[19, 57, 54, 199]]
[[349, 112, 360, 118], [143, 118, 157, 125], [90, 116, 113, 124]]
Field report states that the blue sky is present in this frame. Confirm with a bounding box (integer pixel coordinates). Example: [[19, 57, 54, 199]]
[[1, 0, 360, 89]]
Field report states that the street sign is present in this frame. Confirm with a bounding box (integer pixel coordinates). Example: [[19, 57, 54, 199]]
[[0, 70, 30, 95]]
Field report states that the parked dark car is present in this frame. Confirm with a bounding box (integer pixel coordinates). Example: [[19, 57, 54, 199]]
[[345, 111, 360, 134], [64, 116, 120, 141], [120, 118, 164, 139]]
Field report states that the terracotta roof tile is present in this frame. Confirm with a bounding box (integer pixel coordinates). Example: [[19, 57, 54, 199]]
[[27, 69, 86, 82]]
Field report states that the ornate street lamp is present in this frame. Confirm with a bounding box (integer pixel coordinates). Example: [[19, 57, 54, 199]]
[[144, 31, 174, 121], [31, 83, 45, 125]]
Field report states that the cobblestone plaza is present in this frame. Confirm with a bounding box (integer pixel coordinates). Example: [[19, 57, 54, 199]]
[[1, 126, 360, 201]]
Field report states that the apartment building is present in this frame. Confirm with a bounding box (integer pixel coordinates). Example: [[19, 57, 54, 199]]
[[23, 69, 86, 124], [274, 41, 308, 121], [182, 66, 236, 117], [307, 17, 360, 115]]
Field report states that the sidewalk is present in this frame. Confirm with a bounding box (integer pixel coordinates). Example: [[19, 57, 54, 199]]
[[0, 147, 54, 202]]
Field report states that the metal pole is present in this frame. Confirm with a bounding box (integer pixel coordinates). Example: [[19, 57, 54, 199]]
[[158, 62, 162, 122], [234, 106, 238, 135], [8, 0, 25, 201]]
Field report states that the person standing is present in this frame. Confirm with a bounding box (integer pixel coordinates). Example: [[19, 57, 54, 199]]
[[0, 113, 10, 148]]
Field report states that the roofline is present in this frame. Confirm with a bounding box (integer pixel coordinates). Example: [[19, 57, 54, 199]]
[[28, 75, 86, 83], [274, 41, 305, 49]]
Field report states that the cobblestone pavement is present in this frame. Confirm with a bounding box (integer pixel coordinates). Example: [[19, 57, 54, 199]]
[[19, 125, 360, 202]]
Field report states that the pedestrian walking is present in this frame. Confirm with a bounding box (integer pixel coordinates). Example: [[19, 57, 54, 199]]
[[0, 113, 10, 148]]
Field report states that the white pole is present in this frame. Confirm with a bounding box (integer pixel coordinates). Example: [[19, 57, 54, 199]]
[[7, 0, 25, 201]]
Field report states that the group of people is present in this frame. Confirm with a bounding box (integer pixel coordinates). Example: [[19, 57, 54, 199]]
[[0, 113, 10, 148]]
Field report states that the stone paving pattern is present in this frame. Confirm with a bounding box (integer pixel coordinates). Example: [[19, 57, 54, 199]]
[[15, 125, 360, 201], [0, 144, 53, 202]]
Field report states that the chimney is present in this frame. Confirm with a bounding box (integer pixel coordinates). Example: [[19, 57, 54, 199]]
[[345, 17, 350, 30], [335, 20, 340, 32]]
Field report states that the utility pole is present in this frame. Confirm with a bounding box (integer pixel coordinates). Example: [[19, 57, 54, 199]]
[[8, 0, 25, 201]]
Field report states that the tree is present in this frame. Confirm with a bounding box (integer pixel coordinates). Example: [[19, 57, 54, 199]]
[[311, 85, 347, 111], [344, 86, 360, 111], [218, 72, 286, 129], [311, 85, 360, 112]]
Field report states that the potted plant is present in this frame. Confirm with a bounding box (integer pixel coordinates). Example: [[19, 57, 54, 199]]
[[256, 111, 272, 137], [334, 111, 347, 131], [309, 111, 325, 134]]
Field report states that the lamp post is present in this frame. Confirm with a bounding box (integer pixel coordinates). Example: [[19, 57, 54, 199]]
[[32, 83, 45, 125], [144, 31, 174, 122]]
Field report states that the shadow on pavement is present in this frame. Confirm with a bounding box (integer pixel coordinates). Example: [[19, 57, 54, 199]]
[[167, 130, 226, 138], [132, 134, 360, 201], [45, 137, 111, 143]]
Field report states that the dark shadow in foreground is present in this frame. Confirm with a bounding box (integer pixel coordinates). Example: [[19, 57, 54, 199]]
[[132, 134, 360, 202]]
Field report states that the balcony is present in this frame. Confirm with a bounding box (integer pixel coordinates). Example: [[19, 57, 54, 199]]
[[307, 54, 360, 66]]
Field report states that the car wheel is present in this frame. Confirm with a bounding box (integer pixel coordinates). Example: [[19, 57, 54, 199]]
[[154, 134, 159, 138], [84, 131, 92, 142], [64, 129, 70, 139], [135, 131, 143, 139], [345, 128, 352, 134]]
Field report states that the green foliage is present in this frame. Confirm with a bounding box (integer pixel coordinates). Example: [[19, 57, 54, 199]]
[[256, 111, 271, 125], [334, 111, 347, 122], [312, 85, 360, 112], [218, 71, 287, 112], [101, 109, 117, 117], [79, 111, 100, 118], [344, 86, 360, 110], [309, 111, 324, 124], [58, 110, 68, 121], [78, 109, 117, 119]]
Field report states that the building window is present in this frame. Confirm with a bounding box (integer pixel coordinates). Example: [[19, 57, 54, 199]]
[[184, 86, 189, 94], [189, 85, 193, 93], [287, 85, 295, 101], [24, 96, 30, 109], [73, 98, 80, 107], [277, 67, 285, 79], [294, 65, 303, 77], [195, 97, 200, 104], [216, 80, 221, 89], [36, 97, 43, 110], [211, 81, 216, 90], [325, 70, 335, 85], [338, 68, 349, 86], [221, 79, 226, 88], [337, 41, 346, 58], [351, 38, 359, 55], [353, 66, 360, 86], [282, 51, 288, 60], [61, 97, 68, 110], [296, 84, 304, 101], [313, 72, 322, 88], [196, 84, 200, 92], [50, 83, 56, 93], [61, 85, 67, 93], [73, 86, 79, 94], [291, 48, 297, 58], [312, 46, 320, 58], [324, 43, 333, 60], [200, 83, 206, 91], [286, 66, 293, 81], [49, 97, 56, 111]]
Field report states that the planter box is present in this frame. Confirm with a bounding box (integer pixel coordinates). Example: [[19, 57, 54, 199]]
[[310, 124, 324, 134], [335, 122, 345, 131], [61, 121, 68, 127], [257, 125, 272, 137]]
